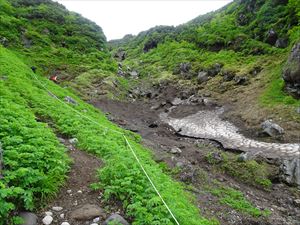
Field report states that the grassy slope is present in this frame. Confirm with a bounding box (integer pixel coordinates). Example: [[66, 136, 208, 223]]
[[0, 46, 221, 224], [0, 0, 133, 99]]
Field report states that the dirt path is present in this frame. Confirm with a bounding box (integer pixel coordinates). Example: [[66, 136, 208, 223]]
[[91, 96, 300, 225], [37, 138, 124, 225]]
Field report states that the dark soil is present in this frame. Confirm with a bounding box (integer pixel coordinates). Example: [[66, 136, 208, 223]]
[[90, 85, 300, 225], [37, 138, 125, 225]]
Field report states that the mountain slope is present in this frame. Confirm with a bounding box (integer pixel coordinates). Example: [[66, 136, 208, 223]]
[[109, 0, 300, 141]]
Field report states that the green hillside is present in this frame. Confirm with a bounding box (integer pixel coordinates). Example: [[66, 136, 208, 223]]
[[0, 0, 300, 224], [109, 0, 300, 139]]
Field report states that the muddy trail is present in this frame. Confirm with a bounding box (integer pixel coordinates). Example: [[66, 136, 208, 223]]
[[91, 86, 300, 225], [36, 137, 127, 225]]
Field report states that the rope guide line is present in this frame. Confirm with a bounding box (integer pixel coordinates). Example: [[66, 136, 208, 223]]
[[30, 72, 180, 225]]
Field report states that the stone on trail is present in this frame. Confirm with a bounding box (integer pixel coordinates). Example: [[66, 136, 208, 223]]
[[103, 213, 129, 225], [70, 204, 105, 220], [19, 212, 38, 225], [170, 146, 182, 154], [261, 120, 284, 137], [42, 215, 53, 225], [52, 206, 63, 211], [61, 222, 70, 225], [45, 211, 53, 216]]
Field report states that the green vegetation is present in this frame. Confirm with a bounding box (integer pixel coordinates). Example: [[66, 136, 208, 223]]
[[210, 186, 270, 217], [1, 0, 300, 224], [0, 45, 218, 224], [205, 150, 272, 188]]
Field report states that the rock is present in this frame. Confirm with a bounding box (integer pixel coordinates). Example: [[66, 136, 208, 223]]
[[222, 71, 235, 82], [266, 29, 278, 45], [90, 224, 98, 225], [129, 70, 139, 78], [148, 121, 159, 128], [250, 66, 262, 76], [114, 49, 126, 61], [197, 71, 209, 83], [203, 98, 218, 107], [180, 165, 197, 183], [61, 223, 70, 225], [296, 107, 300, 114], [66, 189, 72, 194], [42, 215, 53, 225], [60, 214, 65, 219], [70, 204, 105, 220], [64, 96, 77, 105], [294, 199, 300, 207], [237, 152, 249, 162], [234, 76, 248, 85], [208, 63, 223, 76], [175, 161, 184, 168], [77, 190, 83, 194], [171, 97, 184, 106], [45, 211, 53, 216], [176, 62, 192, 78], [283, 42, 300, 98], [210, 152, 223, 163], [275, 38, 288, 48], [117, 69, 125, 76], [0, 36, 8, 47], [19, 212, 38, 225], [93, 217, 100, 222], [170, 147, 182, 154], [52, 206, 63, 212], [143, 39, 158, 52], [261, 120, 284, 137], [104, 213, 129, 225], [279, 158, 300, 187], [69, 138, 78, 144]]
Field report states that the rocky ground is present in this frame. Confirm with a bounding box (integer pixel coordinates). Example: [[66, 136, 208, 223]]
[[90, 85, 300, 225], [20, 85, 300, 225]]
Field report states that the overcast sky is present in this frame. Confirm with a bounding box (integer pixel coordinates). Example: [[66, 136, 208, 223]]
[[56, 0, 232, 41]]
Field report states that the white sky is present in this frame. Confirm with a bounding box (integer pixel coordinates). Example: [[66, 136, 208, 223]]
[[56, 0, 232, 40]]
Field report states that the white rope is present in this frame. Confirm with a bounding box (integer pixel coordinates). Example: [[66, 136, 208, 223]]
[[123, 135, 180, 225], [29, 72, 180, 224]]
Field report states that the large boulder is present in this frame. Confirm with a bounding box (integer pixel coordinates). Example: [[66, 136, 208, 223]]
[[279, 158, 300, 187], [283, 42, 300, 98], [261, 120, 284, 137], [197, 71, 209, 83]]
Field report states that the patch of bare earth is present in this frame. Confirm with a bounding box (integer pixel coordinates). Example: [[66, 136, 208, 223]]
[[38, 138, 125, 225]]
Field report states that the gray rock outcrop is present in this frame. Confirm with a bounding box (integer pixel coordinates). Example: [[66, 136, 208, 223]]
[[283, 42, 300, 98], [280, 158, 300, 187]]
